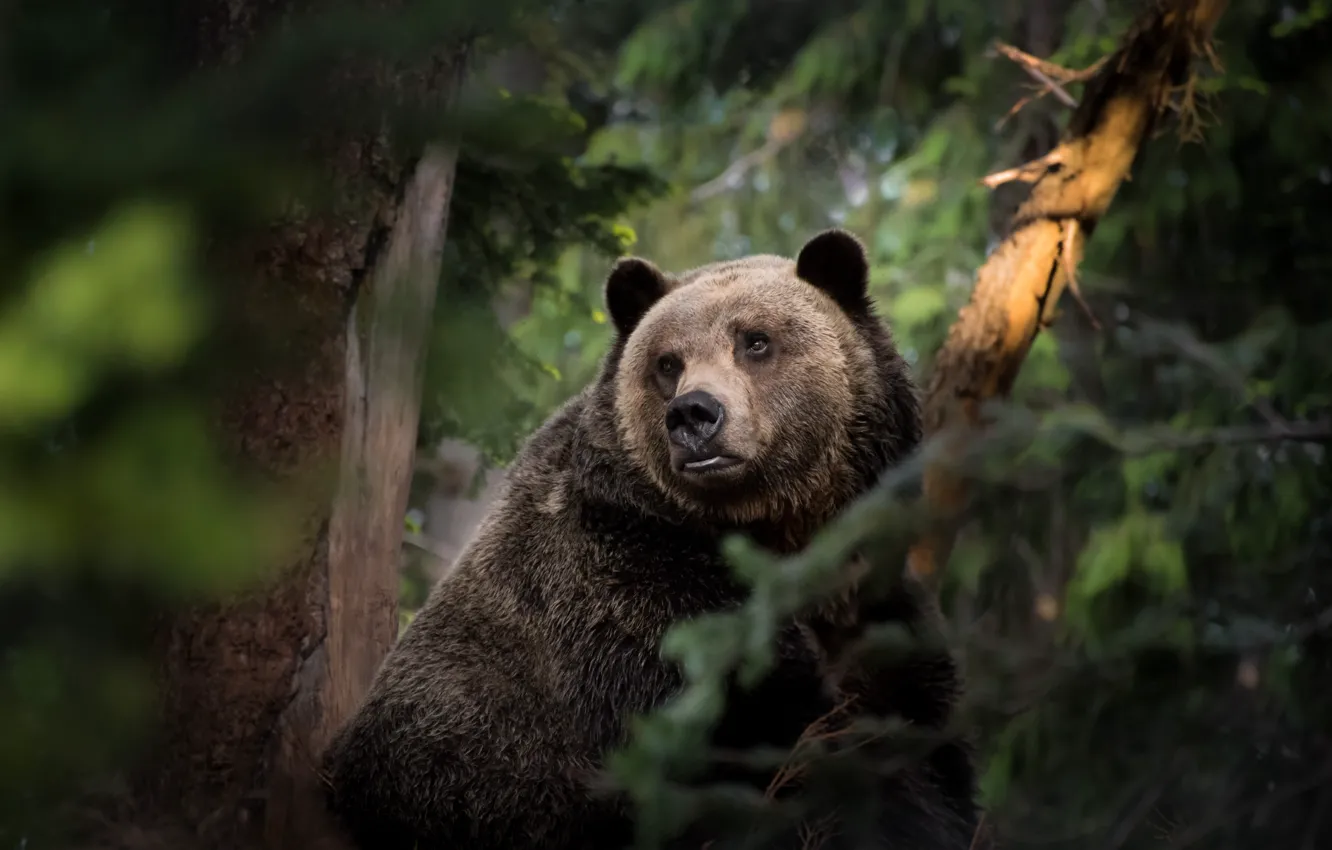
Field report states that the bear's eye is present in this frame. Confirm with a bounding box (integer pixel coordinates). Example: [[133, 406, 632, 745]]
[[744, 332, 770, 357], [657, 355, 681, 376]]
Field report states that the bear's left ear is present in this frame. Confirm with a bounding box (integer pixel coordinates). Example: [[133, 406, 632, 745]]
[[795, 228, 871, 315], [605, 257, 671, 337]]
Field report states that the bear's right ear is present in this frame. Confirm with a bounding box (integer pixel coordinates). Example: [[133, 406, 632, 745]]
[[605, 257, 670, 337]]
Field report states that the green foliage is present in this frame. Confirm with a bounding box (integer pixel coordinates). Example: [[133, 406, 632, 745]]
[[0, 204, 199, 427], [423, 292, 554, 462], [0, 201, 293, 841], [1065, 511, 1189, 642], [420, 74, 667, 463]]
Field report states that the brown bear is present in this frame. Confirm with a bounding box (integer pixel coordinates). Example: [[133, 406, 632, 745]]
[[320, 229, 977, 849]]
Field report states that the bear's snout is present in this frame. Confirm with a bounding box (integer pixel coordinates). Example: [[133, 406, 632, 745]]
[[665, 389, 725, 451], [665, 389, 746, 478]]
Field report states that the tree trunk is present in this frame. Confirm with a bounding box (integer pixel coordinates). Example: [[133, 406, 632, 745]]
[[264, 144, 464, 850], [907, 0, 1229, 591], [97, 7, 467, 849]]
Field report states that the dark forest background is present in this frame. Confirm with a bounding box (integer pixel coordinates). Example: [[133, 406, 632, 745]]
[[2, 1, 1330, 848]]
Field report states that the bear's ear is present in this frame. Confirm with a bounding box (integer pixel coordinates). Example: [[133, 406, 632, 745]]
[[605, 257, 670, 337], [795, 228, 871, 315]]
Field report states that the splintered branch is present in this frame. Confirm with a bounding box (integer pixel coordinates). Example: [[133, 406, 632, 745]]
[[1061, 218, 1099, 330], [980, 149, 1065, 188], [906, 0, 1230, 591]]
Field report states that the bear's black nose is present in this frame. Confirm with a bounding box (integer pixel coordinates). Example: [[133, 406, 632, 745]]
[[665, 390, 725, 449]]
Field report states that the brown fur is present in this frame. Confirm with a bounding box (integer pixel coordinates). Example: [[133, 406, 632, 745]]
[[320, 230, 976, 850]]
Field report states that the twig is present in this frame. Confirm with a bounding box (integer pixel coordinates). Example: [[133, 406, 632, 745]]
[[980, 149, 1065, 188], [798, 812, 841, 850], [763, 697, 863, 799], [1168, 762, 1332, 847], [1060, 218, 1100, 329], [1299, 787, 1331, 850], [990, 41, 1111, 128], [1104, 779, 1170, 849], [993, 41, 1107, 84], [402, 531, 448, 560], [995, 92, 1041, 129], [691, 107, 823, 203], [1112, 419, 1332, 454], [996, 42, 1079, 107], [1132, 315, 1290, 430], [968, 812, 990, 850], [690, 137, 789, 203]]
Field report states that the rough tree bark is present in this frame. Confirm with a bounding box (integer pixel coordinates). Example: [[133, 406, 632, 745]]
[[100, 7, 467, 850], [264, 143, 463, 850], [907, 0, 1229, 592]]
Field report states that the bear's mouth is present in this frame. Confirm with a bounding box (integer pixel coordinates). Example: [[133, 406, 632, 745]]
[[678, 454, 743, 474]]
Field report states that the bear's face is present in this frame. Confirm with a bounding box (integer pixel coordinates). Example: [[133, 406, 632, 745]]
[[605, 230, 892, 526]]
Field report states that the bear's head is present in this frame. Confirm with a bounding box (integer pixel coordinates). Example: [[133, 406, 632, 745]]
[[602, 229, 921, 531]]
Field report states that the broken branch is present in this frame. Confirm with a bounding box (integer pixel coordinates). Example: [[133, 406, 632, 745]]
[[994, 41, 1081, 107], [993, 41, 1105, 85], [980, 149, 1065, 188], [906, 0, 1230, 591]]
